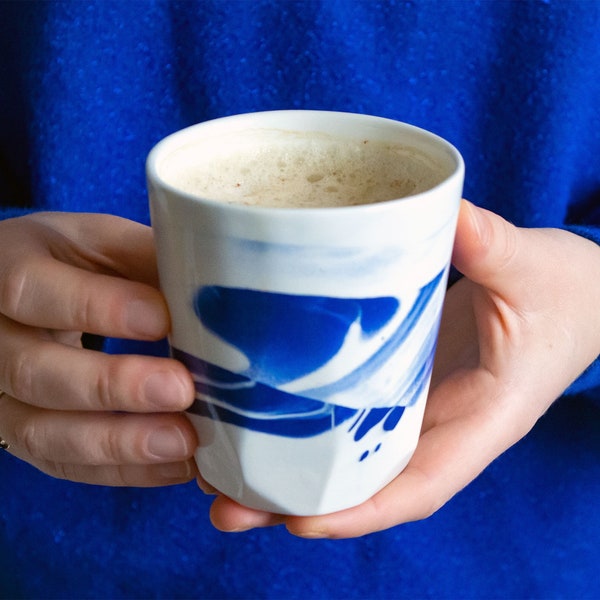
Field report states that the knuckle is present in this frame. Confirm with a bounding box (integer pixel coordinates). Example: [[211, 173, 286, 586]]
[[0, 260, 29, 320], [47, 460, 76, 482], [114, 463, 134, 486], [7, 344, 35, 403], [94, 360, 118, 411], [72, 287, 97, 333], [101, 424, 127, 464], [95, 355, 136, 411], [405, 467, 446, 521], [75, 281, 121, 336], [494, 219, 519, 274], [415, 497, 440, 521], [80, 282, 130, 339], [99, 355, 157, 412], [17, 417, 45, 461], [88, 414, 147, 465]]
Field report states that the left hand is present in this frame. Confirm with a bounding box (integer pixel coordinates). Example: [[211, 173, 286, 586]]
[[204, 200, 600, 538]]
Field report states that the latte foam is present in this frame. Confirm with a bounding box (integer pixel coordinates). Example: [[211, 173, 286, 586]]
[[159, 130, 446, 209]]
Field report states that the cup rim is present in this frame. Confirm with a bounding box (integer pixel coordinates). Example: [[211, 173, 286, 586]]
[[146, 109, 465, 216]]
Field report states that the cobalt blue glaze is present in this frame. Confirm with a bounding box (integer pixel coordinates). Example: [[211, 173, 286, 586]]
[[179, 268, 445, 458], [194, 286, 400, 386]]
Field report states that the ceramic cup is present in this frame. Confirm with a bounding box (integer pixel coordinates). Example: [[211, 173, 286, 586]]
[[147, 110, 464, 515]]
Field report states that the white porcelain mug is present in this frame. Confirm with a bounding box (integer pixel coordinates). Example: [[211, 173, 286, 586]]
[[147, 111, 464, 515]]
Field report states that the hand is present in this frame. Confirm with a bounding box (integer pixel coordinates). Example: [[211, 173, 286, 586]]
[[0, 213, 198, 486], [207, 200, 600, 537]]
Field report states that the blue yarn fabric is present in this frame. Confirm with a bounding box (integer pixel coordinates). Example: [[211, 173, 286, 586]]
[[1, 1, 599, 598]]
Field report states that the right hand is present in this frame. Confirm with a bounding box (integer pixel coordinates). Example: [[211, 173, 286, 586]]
[[208, 200, 600, 537], [0, 212, 198, 486]]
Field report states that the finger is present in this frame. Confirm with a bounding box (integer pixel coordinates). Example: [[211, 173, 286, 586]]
[[210, 496, 285, 532], [196, 474, 219, 495], [452, 201, 600, 391], [36, 460, 197, 487], [0, 255, 169, 339], [0, 391, 198, 467], [0, 214, 168, 338], [0, 315, 194, 412], [452, 200, 518, 283], [451, 200, 540, 304], [450, 200, 572, 312], [15, 212, 161, 286]]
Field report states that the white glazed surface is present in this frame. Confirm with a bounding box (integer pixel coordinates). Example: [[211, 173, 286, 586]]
[[147, 111, 464, 515]]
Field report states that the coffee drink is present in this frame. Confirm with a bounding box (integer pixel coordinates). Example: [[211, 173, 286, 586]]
[[158, 131, 447, 209]]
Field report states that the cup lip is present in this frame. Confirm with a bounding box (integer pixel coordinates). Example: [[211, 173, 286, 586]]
[[146, 110, 465, 216]]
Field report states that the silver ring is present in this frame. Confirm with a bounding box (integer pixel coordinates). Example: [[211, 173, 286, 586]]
[[0, 390, 10, 450]]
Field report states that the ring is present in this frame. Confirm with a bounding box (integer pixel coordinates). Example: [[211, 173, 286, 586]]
[[0, 390, 9, 450]]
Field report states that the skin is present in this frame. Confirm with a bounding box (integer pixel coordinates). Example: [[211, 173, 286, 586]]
[[0, 202, 599, 537], [0, 212, 198, 486], [209, 200, 600, 537]]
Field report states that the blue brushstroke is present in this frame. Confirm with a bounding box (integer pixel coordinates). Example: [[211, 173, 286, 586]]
[[190, 392, 357, 439], [301, 269, 444, 405], [177, 349, 357, 437], [194, 287, 399, 387], [178, 268, 445, 460], [353, 407, 394, 442]]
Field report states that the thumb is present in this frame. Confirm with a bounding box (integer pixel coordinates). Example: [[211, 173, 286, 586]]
[[451, 200, 533, 301]]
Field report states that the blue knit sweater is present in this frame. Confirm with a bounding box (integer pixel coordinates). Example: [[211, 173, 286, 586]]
[[1, 2, 598, 598]]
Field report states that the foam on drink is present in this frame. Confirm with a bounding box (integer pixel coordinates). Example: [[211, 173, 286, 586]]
[[159, 130, 446, 209]]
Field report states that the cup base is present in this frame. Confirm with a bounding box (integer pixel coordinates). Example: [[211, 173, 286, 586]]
[[188, 388, 427, 516]]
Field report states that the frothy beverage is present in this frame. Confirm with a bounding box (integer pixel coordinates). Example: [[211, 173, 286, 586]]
[[158, 130, 449, 209]]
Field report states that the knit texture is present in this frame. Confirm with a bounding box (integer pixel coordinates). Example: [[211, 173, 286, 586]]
[[1, 1, 599, 598]]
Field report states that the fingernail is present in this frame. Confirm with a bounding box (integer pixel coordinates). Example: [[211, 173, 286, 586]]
[[158, 459, 195, 482], [144, 371, 187, 409], [147, 426, 189, 459], [292, 529, 329, 539], [465, 200, 490, 246], [126, 299, 167, 338], [196, 475, 219, 495]]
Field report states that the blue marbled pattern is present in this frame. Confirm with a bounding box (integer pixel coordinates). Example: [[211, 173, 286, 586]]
[[179, 268, 445, 448]]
